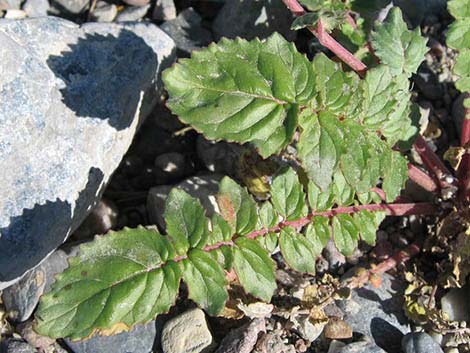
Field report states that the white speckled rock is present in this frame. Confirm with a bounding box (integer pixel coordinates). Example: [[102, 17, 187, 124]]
[[0, 17, 175, 289], [161, 308, 213, 353]]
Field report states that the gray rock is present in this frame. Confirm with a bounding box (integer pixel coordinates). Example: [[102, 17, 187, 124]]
[[2, 265, 46, 322], [215, 319, 265, 353], [49, 0, 88, 16], [196, 136, 243, 178], [22, 0, 49, 18], [90, 1, 117, 22], [440, 283, 470, 322], [323, 240, 346, 271], [338, 341, 386, 353], [254, 333, 295, 353], [41, 248, 72, 292], [147, 173, 222, 230], [154, 152, 187, 180], [212, 0, 295, 41], [115, 4, 150, 22], [0, 339, 37, 353], [152, 0, 175, 21], [3, 9, 27, 18], [402, 332, 444, 353], [337, 273, 409, 353], [65, 321, 157, 353], [0, 0, 21, 10], [161, 8, 212, 53], [0, 17, 175, 290], [161, 308, 213, 353]]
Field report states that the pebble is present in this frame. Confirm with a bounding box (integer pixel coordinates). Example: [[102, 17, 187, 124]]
[[160, 7, 212, 53], [161, 308, 213, 353], [22, 0, 49, 17], [16, 320, 55, 351], [337, 273, 409, 353], [0, 0, 21, 10], [90, 1, 117, 22], [65, 321, 157, 353], [402, 332, 444, 353], [440, 283, 470, 322], [323, 318, 352, 340], [323, 240, 346, 271], [115, 4, 150, 21], [197, 136, 243, 178], [255, 333, 296, 353], [72, 198, 118, 240], [152, 0, 176, 21], [147, 174, 222, 230], [337, 341, 387, 353], [154, 152, 187, 180], [49, 0, 89, 16], [3, 9, 26, 18], [292, 314, 325, 342], [0, 339, 37, 353], [215, 319, 265, 353], [121, 0, 148, 6]]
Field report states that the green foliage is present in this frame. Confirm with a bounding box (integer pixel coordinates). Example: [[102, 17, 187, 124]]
[[448, 0, 470, 92], [36, 168, 388, 339]]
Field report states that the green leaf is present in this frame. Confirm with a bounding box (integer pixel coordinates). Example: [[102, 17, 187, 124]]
[[454, 49, 470, 92], [370, 7, 427, 76], [279, 227, 317, 274], [164, 189, 208, 255], [447, 20, 470, 50], [354, 210, 385, 245], [298, 110, 345, 190], [307, 180, 334, 211], [217, 177, 257, 236], [382, 150, 407, 202], [182, 249, 228, 315], [448, 0, 470, 19], [257, 232, 279, 253], [271, 167, 307, 220], [209, 214, 233, 245], [233, 237, 276, 302], [332, 214, 359, 256], [163, 33, 316, 158], [305, 217, 331, 255], [258, 202, 279, 229], [35, 227, 181, 340]]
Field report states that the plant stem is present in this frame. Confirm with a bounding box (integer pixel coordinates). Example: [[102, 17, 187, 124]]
[[458, 97, 470, 201], [281, 0, 367, 75], [413, 134, 454, 189], [407, 163, 439, 193]]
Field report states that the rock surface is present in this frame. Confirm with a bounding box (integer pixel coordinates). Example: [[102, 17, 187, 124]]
[[22, 0, 49, 17], [215, 319, 265, 353], [115, 4, 150, 22], [337, 273, 409, 353], [440, 283, 470, 322], [0, 339, 37, 353], [337, 341, 387, 353], [65, 321, 157, 353], [402, 332, 444, 353], [0, 17, 175, 289], [153, 0, 176, 21], [161, 308, 213, 353]]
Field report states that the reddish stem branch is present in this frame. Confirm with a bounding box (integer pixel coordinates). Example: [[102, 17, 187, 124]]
[[407, 163, 439, 193], [458, 97, 470, 201], [413, 134, 453, 188], [281, 0, 367, 75], [347, 243, 421, 289]]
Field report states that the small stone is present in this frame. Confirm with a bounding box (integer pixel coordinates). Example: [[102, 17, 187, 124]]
[[338, 341, 386, 353], [0, 0, 21, 10], [65, 321, 157, 353], [255, 333, 296, 353], [22, 0, 49, 17], [161, 308, 213, 353], [402, 332, 444, 353], [323, 318, 352, 340], [292, 314, 325, 342], [212, 0, 295, 41], [49, 0, 89, 16], [215, 319, 265, 353], [152, 0, 176, 21], [90, 1, 117, 22], [0, 339, 37, 353], [197, 136, 243, 178], [121, 0, 148, 6], [2, 266, 46, 322], [72, 198, 118, 240], [440, 283, 470, 322], [160, 8, 212, 53], [327, 340, 347, 353], [4, 9, 27, 18], [154, 152, 187, 180], [147, 174, 222, 230], [323, 240, 346, 271], [17, 320, 55, 351], [115, 4, 150, 21]]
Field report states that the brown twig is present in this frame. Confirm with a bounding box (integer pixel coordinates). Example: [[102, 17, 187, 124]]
[[407, 163, 440, 193]]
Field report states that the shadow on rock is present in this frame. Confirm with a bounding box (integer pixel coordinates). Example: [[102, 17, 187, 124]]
[[371, 317, 404, 353], [0, 167, 104, 284], [47, 30, 158, 131]]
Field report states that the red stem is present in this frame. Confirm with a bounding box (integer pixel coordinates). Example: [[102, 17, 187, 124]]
[[407, 163, 439, 193], [458, 97, 470, 201], [282, 0, 367, 75], [413, 134, 453, 188]]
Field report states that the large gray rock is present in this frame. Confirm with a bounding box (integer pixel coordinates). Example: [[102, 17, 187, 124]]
[[0, 17, 175, 289], [402, 332, 444, 353]]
